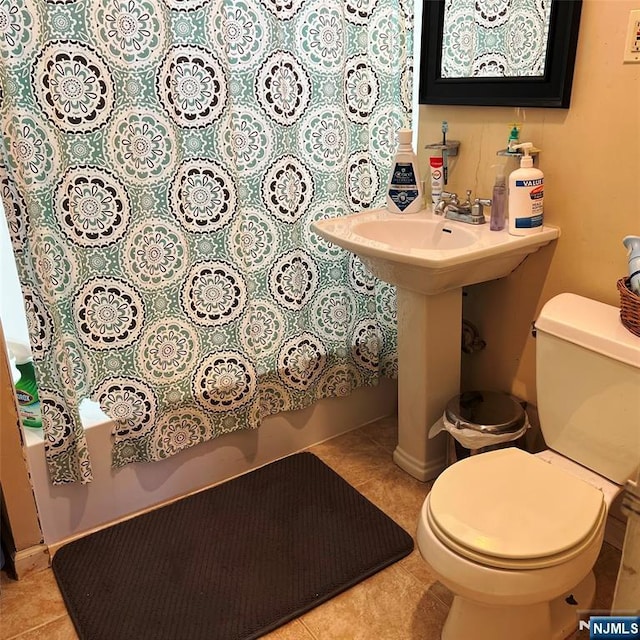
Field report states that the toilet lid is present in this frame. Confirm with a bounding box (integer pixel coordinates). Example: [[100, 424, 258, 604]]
[[429, 448, 605, 563]]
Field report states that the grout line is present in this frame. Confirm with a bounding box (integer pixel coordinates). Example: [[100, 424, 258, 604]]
[[298, 617, 322, 640], [5, 614, 75, 640]]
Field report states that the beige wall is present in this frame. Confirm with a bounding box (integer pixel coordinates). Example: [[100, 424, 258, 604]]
[[417, 0, 639, 405]]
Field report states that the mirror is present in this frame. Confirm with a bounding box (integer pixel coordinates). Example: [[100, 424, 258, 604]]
[[419, 0, 583, 108]]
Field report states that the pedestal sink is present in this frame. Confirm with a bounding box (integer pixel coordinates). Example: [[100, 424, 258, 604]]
[[312, 208, 559, 481]]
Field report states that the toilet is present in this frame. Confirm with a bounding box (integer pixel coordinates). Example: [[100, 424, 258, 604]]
[[417, 294, 640, 640]]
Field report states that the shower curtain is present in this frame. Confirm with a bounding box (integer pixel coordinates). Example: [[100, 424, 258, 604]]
[[0, 0, 413, 484]]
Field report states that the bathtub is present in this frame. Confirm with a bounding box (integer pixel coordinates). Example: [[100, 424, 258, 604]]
[[24, 379, 398, 549]]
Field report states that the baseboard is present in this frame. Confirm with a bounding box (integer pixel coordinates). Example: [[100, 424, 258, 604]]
[[10, 544, 50, 579]]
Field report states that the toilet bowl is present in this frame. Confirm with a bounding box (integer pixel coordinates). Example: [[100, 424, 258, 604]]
[[416, 294, 640, 640], [417, 448, 615, 640]]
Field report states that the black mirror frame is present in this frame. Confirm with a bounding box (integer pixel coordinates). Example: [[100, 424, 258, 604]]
[[419, 0, 583, 108]]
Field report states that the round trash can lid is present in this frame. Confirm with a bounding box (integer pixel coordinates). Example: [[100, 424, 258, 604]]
[[444, 391, 526, 435]]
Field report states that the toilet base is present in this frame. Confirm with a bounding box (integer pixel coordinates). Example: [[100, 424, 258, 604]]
[[441, 571, 596, 640], [550, 571, 596, 640]]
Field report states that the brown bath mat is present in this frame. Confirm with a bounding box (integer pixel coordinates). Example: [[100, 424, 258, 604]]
[[52, 452, 413, 640]]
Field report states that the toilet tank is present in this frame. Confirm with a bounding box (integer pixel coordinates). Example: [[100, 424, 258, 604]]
[[536, 293, 640, 485]]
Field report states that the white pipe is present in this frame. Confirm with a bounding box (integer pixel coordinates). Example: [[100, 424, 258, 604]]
[[611, 468, 640, 611]]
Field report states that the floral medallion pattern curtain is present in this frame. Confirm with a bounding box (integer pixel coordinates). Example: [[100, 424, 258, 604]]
[[0, 0, 412, 484]]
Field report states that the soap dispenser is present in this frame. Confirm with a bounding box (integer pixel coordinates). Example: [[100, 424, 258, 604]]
[[508, 143, 544, 236]]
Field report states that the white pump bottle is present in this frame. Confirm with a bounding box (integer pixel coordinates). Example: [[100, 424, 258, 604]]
[[508, 143, 544, 236]]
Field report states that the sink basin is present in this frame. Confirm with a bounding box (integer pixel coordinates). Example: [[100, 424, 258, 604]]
[[352, 218, 477, 251], [312, 208, 559, 295], [312, 207, 560, 483]]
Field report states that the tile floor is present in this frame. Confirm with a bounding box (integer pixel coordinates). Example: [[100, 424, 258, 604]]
[[0, 415, 622, 639]]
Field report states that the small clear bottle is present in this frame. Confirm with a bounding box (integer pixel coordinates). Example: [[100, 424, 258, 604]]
[[386, 128, 423, 214], [490, 164, 507, 231]]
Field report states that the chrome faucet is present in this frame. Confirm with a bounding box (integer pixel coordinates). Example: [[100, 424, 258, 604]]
[[434, 190, 491, 225]]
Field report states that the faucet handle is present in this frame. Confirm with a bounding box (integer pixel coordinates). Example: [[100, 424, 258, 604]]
[[441, 191, 457, 201], [471, 197, 492, 223]]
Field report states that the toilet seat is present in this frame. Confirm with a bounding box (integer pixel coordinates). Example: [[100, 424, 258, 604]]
[[426, 496, 606, 570], [428, 448, 606, 570]]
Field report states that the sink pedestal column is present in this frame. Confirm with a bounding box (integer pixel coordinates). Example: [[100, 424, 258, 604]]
[[392, 287, 461, 482]]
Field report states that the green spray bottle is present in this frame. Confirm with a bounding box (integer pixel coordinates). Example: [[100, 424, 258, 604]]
[[8, 341, 42, 428]]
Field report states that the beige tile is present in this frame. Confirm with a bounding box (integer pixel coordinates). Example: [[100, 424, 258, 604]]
[[0, 570, 68, 640], [354, 463, 430, 535], [308, 429, 394, 488], [349, 456, 457, 607], [8, 615, 78, 640], [358, 414, 399, 454], [299, 562, 448, 640]]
